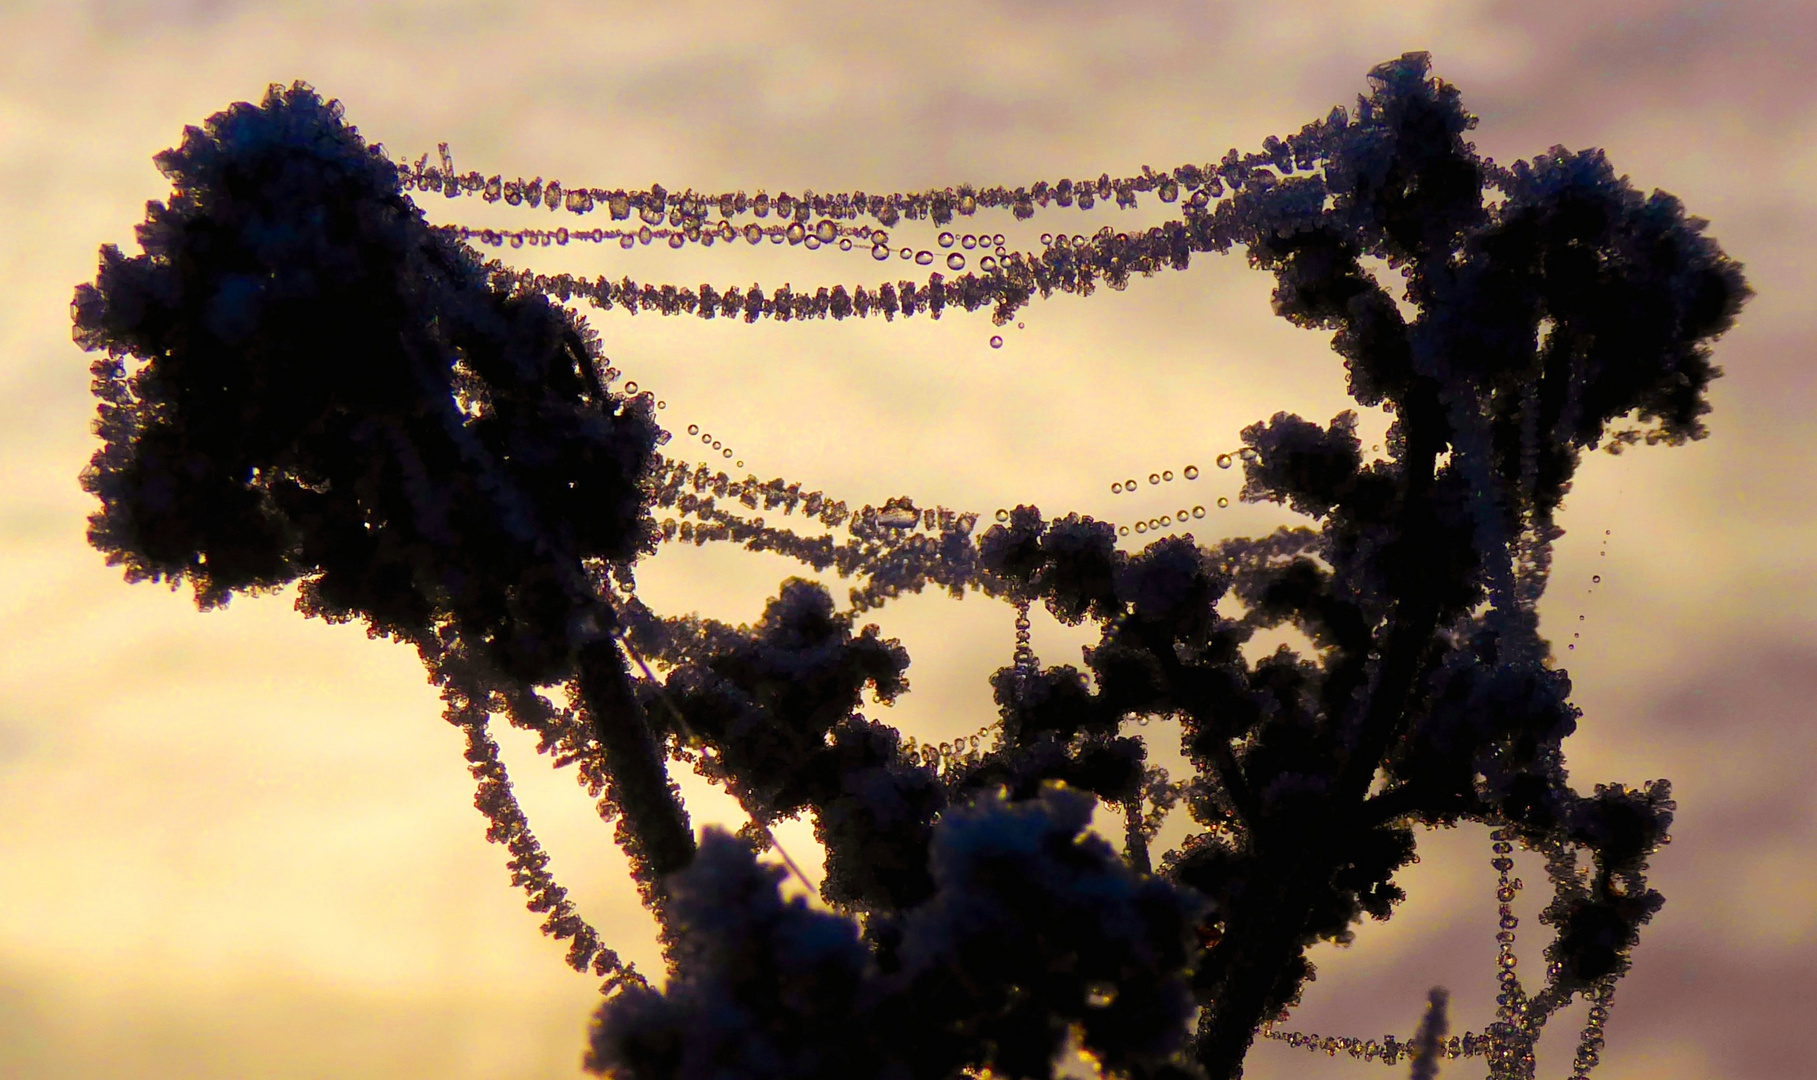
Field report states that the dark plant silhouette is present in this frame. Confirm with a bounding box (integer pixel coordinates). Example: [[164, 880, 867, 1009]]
[[72, 53, 1749, 1080]]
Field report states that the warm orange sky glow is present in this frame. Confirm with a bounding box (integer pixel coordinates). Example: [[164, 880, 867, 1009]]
[[2, 3, 1811, 1078]]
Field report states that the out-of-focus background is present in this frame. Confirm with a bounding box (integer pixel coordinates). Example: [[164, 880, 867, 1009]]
[[2, 2, 1810, 1077]]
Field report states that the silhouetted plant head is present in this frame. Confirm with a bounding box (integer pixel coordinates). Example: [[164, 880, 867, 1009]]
[[71, 81, 660, 683], [811, 715, 947, 911], [1535, 781, 1674, 990], [587, 786, 1209, 1080], [1257, 53, 1747, 529], [583, 827, 882, 1080], [650, 578, 910, 821], [1237, 411, 1364, 521], [899, 783, 1207, 1078]]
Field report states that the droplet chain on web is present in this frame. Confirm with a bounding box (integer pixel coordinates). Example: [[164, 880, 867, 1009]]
[[408, 122, 1348, 329], [1261, 825, 1619, 1078]]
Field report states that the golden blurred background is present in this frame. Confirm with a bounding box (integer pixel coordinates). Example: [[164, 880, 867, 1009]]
[[1, 2, 1811, 1077]]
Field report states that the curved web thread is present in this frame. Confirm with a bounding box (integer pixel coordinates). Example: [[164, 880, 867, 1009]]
[[404, 128, 1331, 228], [410, 105, 1384, 327], [375, 56, 1707, 1072], [612, 460, 1043, 744]]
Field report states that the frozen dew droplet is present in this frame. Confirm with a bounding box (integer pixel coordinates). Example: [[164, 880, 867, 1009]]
[[1016, 322, 1024, 329], [1041, 233, 1053, 245], [786, 222, 806, 244], [1184, 465, 1199, 480], [990, 335, 1003, 349], [1568, 643, 1576, 651], [1135, 522, 1147, 533], [961, 234, 977, 250], [637, 226, 653, 245], [1163, 470, 1174, 481], [619, 234, 635, 249], [657, 400, 666, 409], [1191, 505, 1205, 519], [805, 235, 821, 250], [1160, 514, 1172, 525], [995, 508, 1009, 522], [701, 433, 712, 444], [1579, 614, 1586, 621], [1176, 508, 1187, 520], [872, 244, 890, 261], [1217, 497, 1229, 508], [712, 440, 722, 450], [1592, 575, 1601, 583], [688, 424, 700, 436], [938, 231, 956, 248], [743, 223, 762, 244], [1159, 179, 1179, 203], [1216, 453, 1233, 469], [669, 233, 685, 248], [815, 220, 836, 243], [993, 233, 1005, 246], [1149, 473, 1160, 485], [1118, 525, 1129, 535], [980, 256, 998, 272], [839, 238, 853, 251], [947, 252, 966, 270], [915, 250, 934, 266], [1112, 482, 1123, 494], [625, 381, 639, 393], [1125, 478, 1136, 490], [899, 247, 912, 260], [736, 460, 744, 468]]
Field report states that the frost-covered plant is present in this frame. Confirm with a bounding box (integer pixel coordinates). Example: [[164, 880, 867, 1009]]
[[72, 53, 1748, 1080]]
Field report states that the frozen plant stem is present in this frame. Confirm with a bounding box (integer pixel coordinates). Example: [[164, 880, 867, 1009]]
[[575, 639, 696, 911], [619, 633, 819, 895], [1410, 988, 1450, 1080]]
